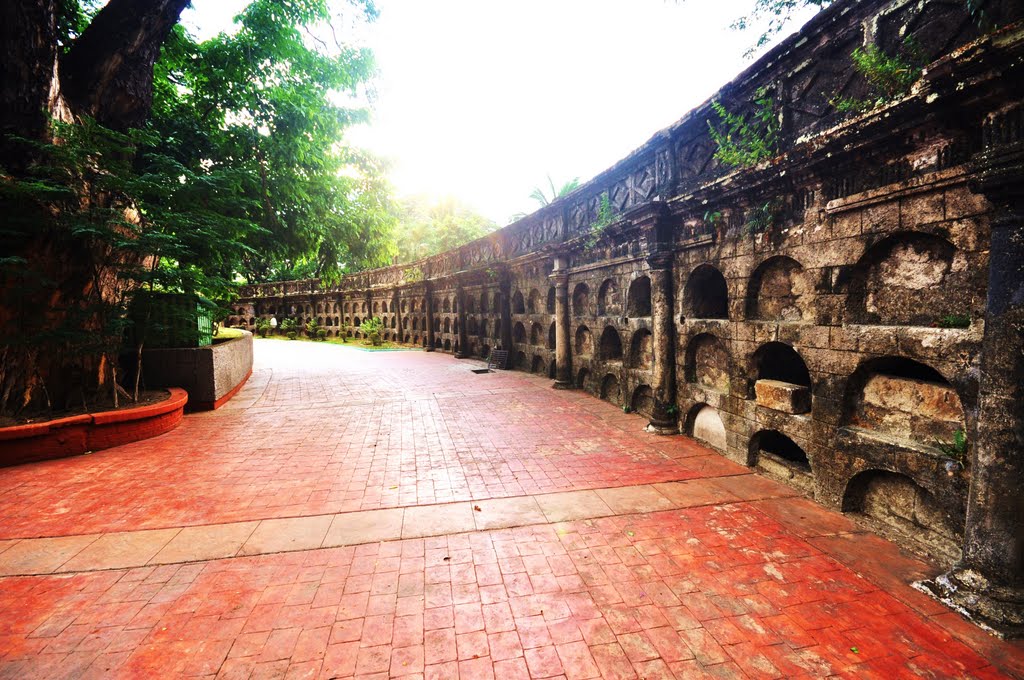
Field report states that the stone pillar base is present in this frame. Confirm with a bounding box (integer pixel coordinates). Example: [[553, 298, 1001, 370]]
[[553, 380, 574, 390], [454, 352, 469, 359], [914, 568, 1024, 639], [645, 419, 679, 436]]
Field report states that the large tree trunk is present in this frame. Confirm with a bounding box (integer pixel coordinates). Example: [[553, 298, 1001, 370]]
[[0, 0, 190, 416]]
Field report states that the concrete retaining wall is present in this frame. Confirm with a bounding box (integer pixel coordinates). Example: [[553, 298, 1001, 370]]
[[142, 331, 253, 410]]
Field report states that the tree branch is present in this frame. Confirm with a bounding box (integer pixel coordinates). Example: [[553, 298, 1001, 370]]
[[60, 0, 191, 130]]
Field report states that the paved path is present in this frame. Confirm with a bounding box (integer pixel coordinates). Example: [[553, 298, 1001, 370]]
[[1, 340, 1022, 679]]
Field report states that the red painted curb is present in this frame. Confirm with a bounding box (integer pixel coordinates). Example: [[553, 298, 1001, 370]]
[[0, 388, 189, 467]]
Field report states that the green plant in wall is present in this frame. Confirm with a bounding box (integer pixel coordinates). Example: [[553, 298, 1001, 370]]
[[707, 86, 780, 168], [831, 38, 925, 114], [936, 313, 971, 329], [743, 199, 783, 238], [584, 194, 618, 251], [360, 316, 384, 346], [935, 429, 969, 471], [256, 318, 272, 338], [280, 318, 298, 339], [305, 317, 321, 340]]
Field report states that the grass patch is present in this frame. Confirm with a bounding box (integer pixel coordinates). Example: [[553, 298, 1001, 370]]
[[214, 327, 246, 340]]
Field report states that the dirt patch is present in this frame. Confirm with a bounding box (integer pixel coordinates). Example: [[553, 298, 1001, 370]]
[[1, 389, 171, 428]]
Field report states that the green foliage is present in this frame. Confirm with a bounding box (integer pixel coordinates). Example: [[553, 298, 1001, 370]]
[[305, 317, 321, 338], [280, 318, 298, 334], [392, 195, 498, 263], [729, 0, 833, 55], [256, 318, 272, 337], [703, 210, 723, 227], [622, 405, 632, 414], [743, 199, 783, 237], [286, 330, 298, 340], [831, 38, 925, 113], [707, 87, 780, 168], [584, 194, 618, 250], [935, 429, 969, 466], [360, 316, 383, 346], [404, 267, 424, 283], [937, 314, 971, 329], [316, 328, 328, 340], [148, 0, 396, 283]]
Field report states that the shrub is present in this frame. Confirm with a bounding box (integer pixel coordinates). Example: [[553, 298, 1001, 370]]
[[360, 317, 384, 346], [286, 330, 298, 340], [316, 328, 327, 340]]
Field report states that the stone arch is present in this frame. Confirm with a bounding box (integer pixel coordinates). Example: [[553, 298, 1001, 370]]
[[752, 342, 811, 389], [372, 301, 379, 314], [597, 278, 621, 316], [361, 302, 367, 313], [479, 320, 489, 338], [626, 276, 652, 317], [467, 296, 476, 314], [685, 333, 730, 392], [515, 351, 529, 370], [686, 404, 727, 451], [443, 318, 451, 333], [631, 385, 655, 417], [600, 373, 621, 405], [530, 323, 543, 345], [390, 300, 397, 313], [682, 264, 729, 320], [354, 316, 362, 328], [443, 297, 451, 313], [749, 430, 810, 471], [528, 288, 542, 314], [390, 317, 397, 329], [574, 325, 594, 357], [843, 470, 961, 564], [599, 326, 623, 361], [444, 339, 452, 352], [546, 287, 556, 314], [434, 317, 441, 332], [402, 317, 408, 330], [467, 318, 478, 335], [480, 290, 489, 313], [547, 322, 556, 350], [847, 232, 960, 326], [841, 357, 965, 445], [572, 283, 591, 317], [512, 290, 526, 314], [453, 339, 459, 354], [548, 361, 557, 379], [628, 329, 654, 370], [513, 321, 527, 344], [576, 367, 590, 390], [532, 355, 545, 374], [401, 300, 407, 314], [746, 256, 809, 321]]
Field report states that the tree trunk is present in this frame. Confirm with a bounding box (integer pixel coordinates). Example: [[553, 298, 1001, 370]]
[[0, 0, 190, 416]]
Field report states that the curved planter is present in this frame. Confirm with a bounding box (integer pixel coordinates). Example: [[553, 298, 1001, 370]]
[[0, 388, 188, 467], [142, 330, 253, 411]]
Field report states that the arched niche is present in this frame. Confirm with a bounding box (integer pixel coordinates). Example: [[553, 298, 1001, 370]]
[[687, 404, 726, 451], [628, 329, 653, 370], [631, 385, 655, 417], [746, 256, 809, 322], [548, 361, 557, 379], [574, 325, 594, 357], [600, 374, 621, 405], [344, 302, 351, 313], [532, 355, 545, 373], [751, 342, 812, 414], [626, 276, 652, 317], [467, 296, 477, 314], [401, 300, 407, 314], [512, 291, 526, 314], [481, 344, 490, 359], [843, 470, 961, 565], [749, 430, 814, 494], [515, 351, 528, 370], [480, 290, 489, 313], [683, 264, 729, 320], [598, 278, 621, 316], [847, 232, 960, 326], [479, 320, 489, 338], [528, 288, 542, 314], [599, 326, 623, 361], [547, 322, 556, 350], [372, 302, 379, 314], [513, 322, 527, 344], [443, 297, 451, 313], [390, 317, 397, 329], [530, 323, 543, 345], [685, 333, 730, 392], [572, 283, 591, 317], [444, 339, 452, 352], [443, 318, 451, 333], [842, 357, 965, 446], [546, 287, 556, 314], [576, 367, 590, 390]]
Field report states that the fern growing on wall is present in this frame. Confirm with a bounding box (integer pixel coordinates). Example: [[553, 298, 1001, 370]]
[[707, 86, 780, 168]]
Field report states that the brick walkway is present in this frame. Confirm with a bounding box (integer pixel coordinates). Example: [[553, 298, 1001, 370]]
[[1, 340, 1022, 678]]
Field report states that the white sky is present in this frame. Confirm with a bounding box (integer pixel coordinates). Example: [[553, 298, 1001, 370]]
[[182, 0, 819, 225]]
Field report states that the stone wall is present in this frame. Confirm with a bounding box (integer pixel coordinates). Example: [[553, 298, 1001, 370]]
[[233, 0, 1024, 633]]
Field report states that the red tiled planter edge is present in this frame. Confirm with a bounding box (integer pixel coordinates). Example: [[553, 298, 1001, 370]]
[[0, 387, 188, 467]]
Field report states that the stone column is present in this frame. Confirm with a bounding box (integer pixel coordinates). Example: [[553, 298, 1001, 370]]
[[550, 257, 573, 389], [425, 282, 436, 352], [917, 160, 1024, 637], [646, 252, 678, 434], [499, 274, 513, 353], [454, 284, 470, 359], [394, 290, 404, 343]]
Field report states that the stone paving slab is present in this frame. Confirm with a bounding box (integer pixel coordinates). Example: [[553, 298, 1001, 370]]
[[1, 504, 1022, 679], [0, 342, 717, 540]]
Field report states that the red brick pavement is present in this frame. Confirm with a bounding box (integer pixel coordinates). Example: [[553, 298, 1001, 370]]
[[0, 344, 720, 540], [1, 505, 1021, 679]]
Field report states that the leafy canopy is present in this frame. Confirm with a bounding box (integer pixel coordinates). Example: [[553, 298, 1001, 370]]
[[392, 196, 498, 264]]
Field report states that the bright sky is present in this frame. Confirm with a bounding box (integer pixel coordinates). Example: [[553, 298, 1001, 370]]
[[182, 0, 819, 225]]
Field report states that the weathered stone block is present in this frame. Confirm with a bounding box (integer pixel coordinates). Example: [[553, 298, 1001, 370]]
[[755, 379, 811, 414]]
